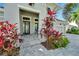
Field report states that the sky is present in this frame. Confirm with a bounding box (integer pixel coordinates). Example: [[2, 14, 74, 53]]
[[0, 3, 4, 8], [56, 3, 66, 21], [0, 3, 66, 21]]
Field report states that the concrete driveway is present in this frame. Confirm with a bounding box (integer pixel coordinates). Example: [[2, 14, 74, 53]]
[[19, 34, 79, 56]]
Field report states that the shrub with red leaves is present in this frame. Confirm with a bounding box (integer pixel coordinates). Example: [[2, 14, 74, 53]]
[[40, 9, 63, 49], [41, 8, 69, 50], [40, 15, 62, 39], [0, 21, 22, 55]]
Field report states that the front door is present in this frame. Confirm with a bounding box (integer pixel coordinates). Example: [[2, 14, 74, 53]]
[[23, 21, 30, 34]]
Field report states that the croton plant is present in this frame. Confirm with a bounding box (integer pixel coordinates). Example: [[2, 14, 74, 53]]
[[0, 21, 22, 55], [40, 8, 69, 49], [40, 8, 62, 39]]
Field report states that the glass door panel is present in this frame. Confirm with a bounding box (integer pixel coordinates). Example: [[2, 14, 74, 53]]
[[23, 21, 30, 34], [35, 23, 38, 33]]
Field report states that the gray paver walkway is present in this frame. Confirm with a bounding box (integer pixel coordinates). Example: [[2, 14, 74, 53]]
[[19, 34, 79, 56]]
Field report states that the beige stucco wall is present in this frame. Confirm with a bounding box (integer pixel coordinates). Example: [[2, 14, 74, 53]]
[[4, 3, 20, 33], [4, 3, 61, 34], [4, 3, 47, 34], [18, 3, 47, 34]]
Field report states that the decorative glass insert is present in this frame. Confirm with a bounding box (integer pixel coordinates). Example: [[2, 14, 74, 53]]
[[23, 17, 30, 21], [29, 3, 35, 6], [35, 19, 38, 21]]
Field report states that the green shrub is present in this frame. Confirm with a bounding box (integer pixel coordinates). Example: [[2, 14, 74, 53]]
[[52, 36, 69, 48], [66, 26, 79, 34]]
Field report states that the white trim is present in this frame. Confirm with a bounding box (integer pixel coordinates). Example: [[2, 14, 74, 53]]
[[34, 17, 39, 20], [18, 4, 40, 14]]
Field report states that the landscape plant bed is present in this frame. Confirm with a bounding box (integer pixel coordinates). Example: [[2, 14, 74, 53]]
[[41, 41, 56, 50], [0, 47, 20, 56], [67, 31, 79, 35], [67, 32, 79, 35], [40, 8, 69, 50], [67, 26, 79, 35], [41, 36, 69, 50]]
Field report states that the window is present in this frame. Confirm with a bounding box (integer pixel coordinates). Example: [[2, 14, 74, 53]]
[[0, 12, 4, 16], [23, 17, 30, 21], [29, 3, 34, 6], [35, 19, 38, 21], [23, 17, 30, 20]]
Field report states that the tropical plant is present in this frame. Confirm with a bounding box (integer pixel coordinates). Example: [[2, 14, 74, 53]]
[[0, 21, 22, 56], [70, 8, 79, 24], [67, 26, 79, 34], [53, 36, 69, 48], [63, 3, 78, 20], [41, 8, 69, 50]]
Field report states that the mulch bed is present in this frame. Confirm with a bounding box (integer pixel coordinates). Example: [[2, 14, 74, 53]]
[[0, 47, 20, 56], [41, 41, 56, 50]]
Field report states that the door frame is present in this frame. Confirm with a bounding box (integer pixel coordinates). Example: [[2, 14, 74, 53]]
[[34, 18, 39, 33], [22, 15, 31, 34]]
